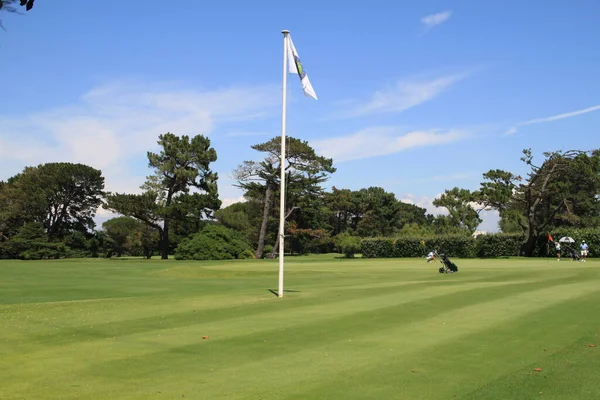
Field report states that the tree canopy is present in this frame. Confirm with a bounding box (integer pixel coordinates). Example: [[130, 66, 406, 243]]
[[0, 163, 105, 240], [234, 136, 336, 258], [104, 133, 220, 259]]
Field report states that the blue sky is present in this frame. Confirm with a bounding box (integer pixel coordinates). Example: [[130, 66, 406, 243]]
[[1, 0, 600, 232]]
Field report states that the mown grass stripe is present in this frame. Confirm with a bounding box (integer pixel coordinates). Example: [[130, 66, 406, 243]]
[[79, 277, 588, 379], [217, 283, 600, 400]]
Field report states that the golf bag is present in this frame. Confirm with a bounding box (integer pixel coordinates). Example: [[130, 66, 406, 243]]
[[435, 252, 458, 274], [566, 246, 581, 261]]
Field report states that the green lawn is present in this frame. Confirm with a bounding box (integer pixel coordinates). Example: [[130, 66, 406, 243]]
[[0, 255, 599, 399]]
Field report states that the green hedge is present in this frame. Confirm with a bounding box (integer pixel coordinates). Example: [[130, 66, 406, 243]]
[[361, 234, 476, 258], [361, 230, 598, 259], [475, 233, 523, 258]]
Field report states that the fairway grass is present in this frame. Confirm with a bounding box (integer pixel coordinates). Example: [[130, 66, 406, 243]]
[[1, 256, 599, 399]]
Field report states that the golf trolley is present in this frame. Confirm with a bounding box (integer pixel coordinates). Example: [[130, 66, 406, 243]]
[[565, 246, 581, 261], [434, 251, 459, 274]]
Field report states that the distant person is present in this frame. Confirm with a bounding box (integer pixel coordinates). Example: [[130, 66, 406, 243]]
[[555, 242, 561, 261], [426, 251, 436, 263], [580, 240, 589, 262]]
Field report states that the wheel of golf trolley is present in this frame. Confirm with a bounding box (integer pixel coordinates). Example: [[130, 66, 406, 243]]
[[439, 267, 445, 273]]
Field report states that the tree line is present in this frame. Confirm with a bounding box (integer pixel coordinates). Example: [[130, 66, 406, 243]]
[[1, 131, 598, 260]]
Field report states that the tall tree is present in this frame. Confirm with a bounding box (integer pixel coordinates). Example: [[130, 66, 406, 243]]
[[0, 163, 105, 239], [104, 133, 221, 259], [234, 136, 335, 258], [353, 187, 401, 237], [432, 187, 482, 234], [324, 187, 354, 235]]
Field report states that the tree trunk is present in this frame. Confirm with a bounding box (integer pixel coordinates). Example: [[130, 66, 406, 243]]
[[271, 206, 299, 255], [160, 221, 169, 260], [521, 233, 538, 257], [255, 185, 273, 259], [520, 212, 537, 257]]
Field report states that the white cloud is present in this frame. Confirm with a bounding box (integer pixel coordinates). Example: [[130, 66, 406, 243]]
[[505, 104, 600, 135], [340, 74, 467, 118], [313, 127, 468, 162], [421, 11, 452, 31], [0, 80, 278, 195], [0, 80, 278, 226]]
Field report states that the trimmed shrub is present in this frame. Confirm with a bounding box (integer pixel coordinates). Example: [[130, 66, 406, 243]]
[[421, 235, 476, 258], [360, 229, 600, 259], [361, 238, 394, 258]]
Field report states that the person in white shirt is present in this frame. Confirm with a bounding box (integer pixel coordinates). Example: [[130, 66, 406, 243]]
[[580, 240, 589, 262], [555, 242, 561, 261], [426, 251, 436, 263]]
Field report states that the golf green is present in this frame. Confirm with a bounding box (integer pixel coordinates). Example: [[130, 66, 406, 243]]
[[1, 256, 598, 399]]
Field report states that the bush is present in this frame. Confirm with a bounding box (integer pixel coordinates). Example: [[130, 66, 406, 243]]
[[237, 249, 256, 259], [262, 245, 274, 255], [174, 224, 253, 260], [335, 233, 361, 258], [0, 222, 68, 260], [475, 233, 523, 258]]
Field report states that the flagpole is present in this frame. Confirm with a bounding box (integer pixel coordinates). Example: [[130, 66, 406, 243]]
[[278, 30, 289, 298]]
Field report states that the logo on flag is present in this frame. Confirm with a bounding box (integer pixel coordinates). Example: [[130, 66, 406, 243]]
[[286, 34, 317, 100], [294, 56, 306, 79]]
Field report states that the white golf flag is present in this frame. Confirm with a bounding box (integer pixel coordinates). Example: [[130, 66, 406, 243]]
[[286, 35, 318, 100]]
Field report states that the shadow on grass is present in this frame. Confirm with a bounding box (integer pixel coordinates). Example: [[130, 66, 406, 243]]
[[267, 289, 302, 297]]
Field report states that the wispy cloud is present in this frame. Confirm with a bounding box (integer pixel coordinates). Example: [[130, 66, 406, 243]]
[[313, 127, 469, 163], [0, 80, 278, 217], [339, 73, 468, 118], [505, 104, 600, 135], [421, 11, 452, 31]]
